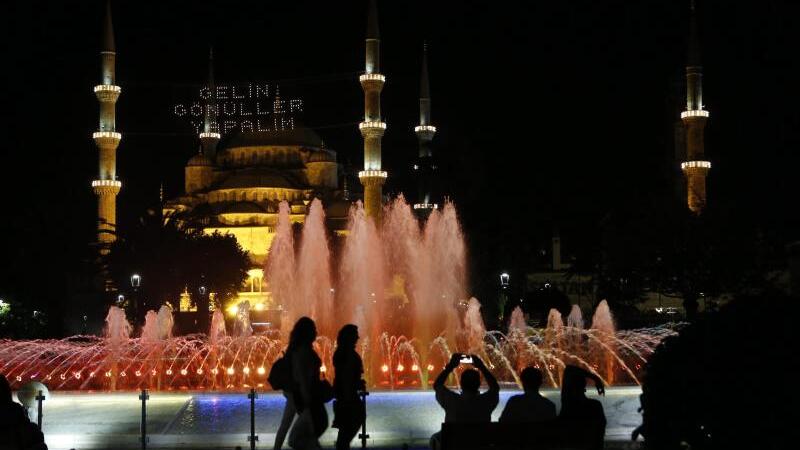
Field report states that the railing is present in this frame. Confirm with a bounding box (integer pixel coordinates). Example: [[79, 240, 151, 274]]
[[94, 84, 121, 93], [359, 121, 387, 130], [92, 179, 122, 188], [680, 109, 710, 119], [359, 73, 386, 83], [93, 131, 122, 140], [359, 170, 388, 179], [681, 160, 712, 170]]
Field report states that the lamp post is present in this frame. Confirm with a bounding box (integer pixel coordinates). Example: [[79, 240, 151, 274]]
[[131, 274, 142, 323], [197, 277, 209, 332], [498, 272, 510, 323]]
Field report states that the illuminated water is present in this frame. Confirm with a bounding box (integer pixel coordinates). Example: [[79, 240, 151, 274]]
[[0, 197, 675, 390]]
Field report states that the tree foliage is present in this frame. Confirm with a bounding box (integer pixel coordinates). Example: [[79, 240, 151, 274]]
[[106, 213, 250, 322]]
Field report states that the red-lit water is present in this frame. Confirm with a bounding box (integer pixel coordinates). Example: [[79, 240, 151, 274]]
[[0, 197, 676, 390]]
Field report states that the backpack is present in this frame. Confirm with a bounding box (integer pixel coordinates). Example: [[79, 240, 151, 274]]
[[268, 354, 291, 390]]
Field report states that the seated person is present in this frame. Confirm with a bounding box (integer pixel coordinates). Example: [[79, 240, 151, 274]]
[[430, 353, 499, 450], [499, 366, 556, 423], [0, 374, 47, 450], [559, 365, 606, 450]]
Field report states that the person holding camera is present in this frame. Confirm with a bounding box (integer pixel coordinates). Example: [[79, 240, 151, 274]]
[[429, 353, 500, 450]]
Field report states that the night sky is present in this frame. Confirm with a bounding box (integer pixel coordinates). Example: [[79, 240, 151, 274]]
[[3, 0, 800, 305]]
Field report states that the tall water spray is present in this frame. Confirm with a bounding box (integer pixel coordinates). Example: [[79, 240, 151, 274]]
[[104, 306, 131, 345], [232, 301, 252, 337], [340, 201, 385, 339], [508, 307, 527, 335], [265, 201, 296, 334], [209, 310, 227, 345], [295, 199, 334, 335], [142, 305, 174, 342], [590, 300, 617, 384]]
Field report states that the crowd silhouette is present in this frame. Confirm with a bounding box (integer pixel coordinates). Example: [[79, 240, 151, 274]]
[[270, 317, 608, 450]]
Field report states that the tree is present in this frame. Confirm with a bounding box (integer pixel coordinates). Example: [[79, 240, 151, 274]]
[[106, 212, 250, 328]]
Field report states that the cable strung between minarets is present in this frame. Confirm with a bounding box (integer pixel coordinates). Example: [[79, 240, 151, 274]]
[[358, 0, 388, 220], [680, 0, 711, 215], [92, 0, 122, 254]]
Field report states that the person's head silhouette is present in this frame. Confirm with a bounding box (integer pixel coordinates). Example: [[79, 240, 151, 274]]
[[336, 324, 359, 350], [520, 366, 544, 393], [561, 365, 605, 402], [460, 369, 481, 394], [289, 316, 317, 350]]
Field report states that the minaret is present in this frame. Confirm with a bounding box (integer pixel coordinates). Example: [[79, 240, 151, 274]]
[[414, 42, 438, 215], [680, 0, 711, 215], [200, 47, 220, 160], [358, 0, 388, 220], [92, 1, 122, 254]]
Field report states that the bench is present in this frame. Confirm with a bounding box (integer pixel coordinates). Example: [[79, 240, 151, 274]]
[[441, 420, 602, 450]]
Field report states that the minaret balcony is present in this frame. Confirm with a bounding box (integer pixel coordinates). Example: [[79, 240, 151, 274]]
[[359, 121, 387, 131], [359, 73, 386, 83], [359, 121, 387, 138], [681, 109, 709, 119], [92, 179, 122, 194], [94, 84, 121, 102], [94, 84, 121, 93], [414, 125, 437, 133], [358, 170, 388, 179], [681, 160, 711, 171], [93, 131, 122, 147], [200, 132, 221, 140], [413, 203, 439, 210]]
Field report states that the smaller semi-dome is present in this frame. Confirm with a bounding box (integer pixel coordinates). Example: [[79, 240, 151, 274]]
[[187, 153, 213, 167]]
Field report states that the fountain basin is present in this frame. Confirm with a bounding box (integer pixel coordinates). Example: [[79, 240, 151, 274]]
[[21, 388, 643, 449]]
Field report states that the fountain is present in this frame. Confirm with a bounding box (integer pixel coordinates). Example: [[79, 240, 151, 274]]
[[0, 197, 676, 391]]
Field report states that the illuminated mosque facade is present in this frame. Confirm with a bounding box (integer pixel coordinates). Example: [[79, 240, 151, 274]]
[[90, 1, 439, 313]]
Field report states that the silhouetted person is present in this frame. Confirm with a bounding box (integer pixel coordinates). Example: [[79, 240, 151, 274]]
[[430, 354, 499, 450], [499, 366, 556, 423], [0, 374, 47, 450], [274, 319, 315, 450], [287, 317, 326, 450], [332, 324, 366, 450], [559, 365, 606, 450]]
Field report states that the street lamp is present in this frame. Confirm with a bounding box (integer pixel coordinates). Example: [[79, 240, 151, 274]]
[[198, 286, 207, 296], [500, 272, 510, 289], [130, 274, 142, 323]]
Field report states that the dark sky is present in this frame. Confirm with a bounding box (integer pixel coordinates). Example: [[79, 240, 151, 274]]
[[3, 0, 800, 301]]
